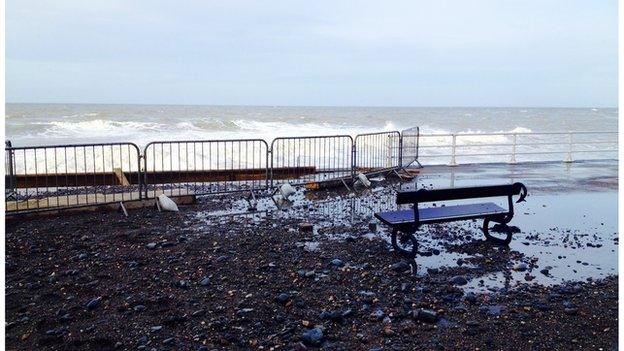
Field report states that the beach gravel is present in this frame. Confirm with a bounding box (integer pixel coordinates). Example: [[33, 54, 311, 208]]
[[4, 184, 618, 350]]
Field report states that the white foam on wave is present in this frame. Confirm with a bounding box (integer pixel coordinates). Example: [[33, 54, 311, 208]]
[[37, 119, 166, 138]]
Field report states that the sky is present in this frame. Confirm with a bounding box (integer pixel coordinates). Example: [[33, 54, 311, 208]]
[[5, 0, 618, 107]]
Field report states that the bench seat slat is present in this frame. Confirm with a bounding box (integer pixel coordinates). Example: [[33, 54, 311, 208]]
[[374, 202, 506, 226]]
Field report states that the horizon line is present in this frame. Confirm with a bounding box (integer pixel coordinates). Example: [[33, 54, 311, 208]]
[[5, 101, 618, 109]]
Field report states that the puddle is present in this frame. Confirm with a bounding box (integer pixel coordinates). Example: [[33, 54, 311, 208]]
[[192, 162, 617, 294]]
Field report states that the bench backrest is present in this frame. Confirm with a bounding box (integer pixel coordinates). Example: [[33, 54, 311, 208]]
[[396, 182, 527, 204]]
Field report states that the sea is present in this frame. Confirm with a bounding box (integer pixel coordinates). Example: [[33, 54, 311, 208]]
[[5, 104, 617, 146], [4, 104, 618, 166]]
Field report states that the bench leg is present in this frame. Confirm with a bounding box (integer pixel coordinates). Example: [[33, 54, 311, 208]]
[[391, 228, 418, 258], [482, 218, 513, 246]]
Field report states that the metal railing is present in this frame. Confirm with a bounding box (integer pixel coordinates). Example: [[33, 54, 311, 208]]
[[5, 142, 142, 213], [401, 131, 617, 166], [5, 129, 618, 214], [143, 139, 269, 198], [270, 135, 354, 187], [354, 131, 402, 175]]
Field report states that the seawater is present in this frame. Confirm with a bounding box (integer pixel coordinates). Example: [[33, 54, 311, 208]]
[[6, 104, 617, 147]]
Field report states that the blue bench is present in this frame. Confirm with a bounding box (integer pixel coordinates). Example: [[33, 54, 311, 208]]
[[375, 183, 527, 258]]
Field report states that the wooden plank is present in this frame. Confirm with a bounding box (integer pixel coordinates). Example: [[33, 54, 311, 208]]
[[113, 168, 130, 186], [7, 166, 316, 188]]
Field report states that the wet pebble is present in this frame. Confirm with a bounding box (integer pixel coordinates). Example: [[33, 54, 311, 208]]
[[320, 310, 344, 323], [275, 293, 290, 305], [175, 280, 190, 289], [370, 309, 385, 320], [86, 297, 101, 310], [513, 262, 528, 272], [415, 309, 438, 323], [301, 327, 324, 346], [330, 259, 345, 267], [133, 305, 146, 312], [390, 261, 410, 272], [450, 275, 468, 286], [162, 337, 175, 345]]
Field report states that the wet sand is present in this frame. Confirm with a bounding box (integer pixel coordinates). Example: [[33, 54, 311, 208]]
[[5, 161, 618, 350]]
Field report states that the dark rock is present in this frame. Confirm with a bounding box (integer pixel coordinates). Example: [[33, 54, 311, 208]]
[[216, 255, 229, 262], [371, 309, 385, 320], [175, 280, 190, 289], [86, 297, 101, 310], [492, 224, 521, 233], [368, 222, 377, 232], [390, 261, 410, 272], [301, 327, 324, 346], [450, 275, 468, 286], [330, 259, 345, 267], [137, 336, 148, 345], [146, 243, 157, 249], [564, 307, 578, 315], [133, 305, 146, 312], [464, 292, 477, 304], [199, 277, 210, 286], [320, 310, 344, 323], [466, 320, 480, 327], [513, 262, 528, 272], [275, 293, 290, 305], [416, 309, 438, 323], [299, 223, 314, 233]]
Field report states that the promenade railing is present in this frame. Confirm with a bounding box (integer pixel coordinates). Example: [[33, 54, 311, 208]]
[[397, 131, 617, 166]]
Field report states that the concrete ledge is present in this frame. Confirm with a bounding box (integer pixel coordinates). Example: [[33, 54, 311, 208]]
[[5, 195, 196, 221]]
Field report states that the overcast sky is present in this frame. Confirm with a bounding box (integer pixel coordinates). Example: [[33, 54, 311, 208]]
[[6, 1, 618, 107]]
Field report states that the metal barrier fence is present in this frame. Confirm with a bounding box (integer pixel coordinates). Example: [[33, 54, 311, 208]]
[[5, 142, 142, 213], [406, 131, 617, 166], [6, 129, 618, 214], [143, 139, 269, 198], [354, 131, 402, 175], [270, 135, 354, 186], [400, 127, 420, 167]]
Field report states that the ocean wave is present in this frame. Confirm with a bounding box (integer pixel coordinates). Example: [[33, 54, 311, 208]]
[[38, 119, 167, 138]]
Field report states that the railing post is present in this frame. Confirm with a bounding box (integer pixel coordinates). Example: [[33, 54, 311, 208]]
[[564, 132, 573, 163], [138, 154, 144, 200], [398, 133, 404, 168], [268, 147, 274, 189], [385, 135, 392, 168], [448, 134, 458, 167], [509, 133, 518, 164], [351, 141, 356, 180], [5, 140, 16, 200]]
